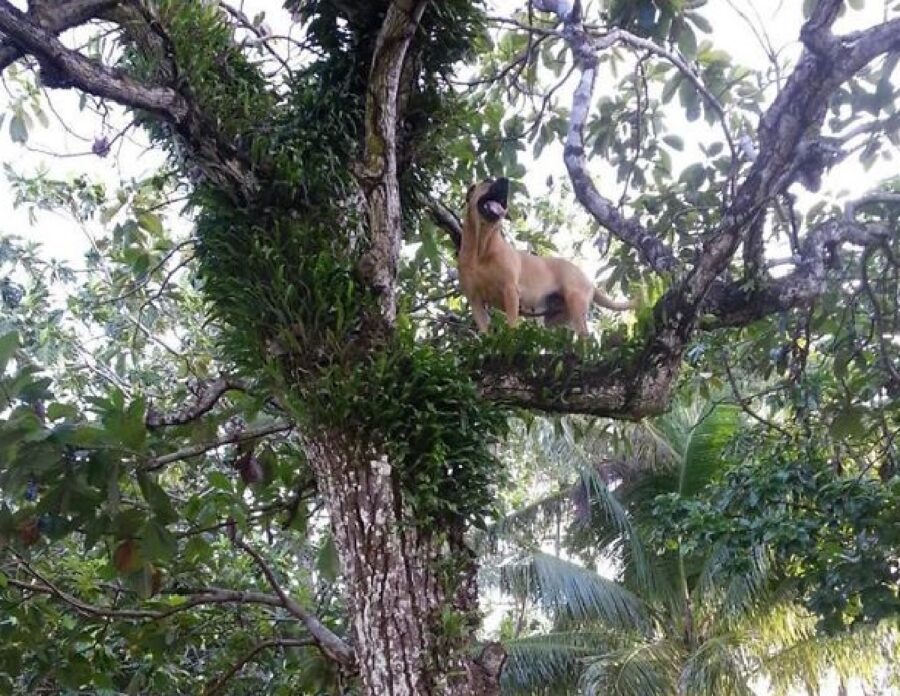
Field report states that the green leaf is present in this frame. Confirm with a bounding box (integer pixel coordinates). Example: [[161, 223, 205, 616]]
[[137, 212, 164, 237], [137, 474, 178, 524], [686, 12, 712, 33], [9, 114, 27, 144], [113, 509, 146, 538], [680, 162, 706, 189], [831, 407, 866, 439], [120, 396, 147, 450], [661, 73, 684, 104], [662, 135, 684, 151], [0, 331, 18, 373], [141, 519, 177, 562], [677, 26, 698, 59], [208, 471, 233, 492], [317, 534, 340, 582], [47, 402, 79, 421]]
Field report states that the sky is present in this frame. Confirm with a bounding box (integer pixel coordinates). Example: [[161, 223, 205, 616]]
[[0, 4, 898, 693], [1, 0, 896, 271]]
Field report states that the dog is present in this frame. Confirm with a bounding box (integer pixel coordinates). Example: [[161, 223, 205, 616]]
[[458, 177, 633, 335]]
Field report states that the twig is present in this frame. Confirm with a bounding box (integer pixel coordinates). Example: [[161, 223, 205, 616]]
[[235, 538, 355, 666], [92, 238, 195, 307], [203, 637, 314, 695], [860, 245, 900, 385], [144, 421, 294, 472], [720, 353, 792, 438], [218, 1, 293, 76]]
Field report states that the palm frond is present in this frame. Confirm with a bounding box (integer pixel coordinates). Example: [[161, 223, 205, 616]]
[[759, 618, 896, 695], [576, 464, 656, 594], [678, 404, 740, 497], [501, 631, 611, 695], [508, 426, 659, 593], [481, 487, 571, 549], [500, 552, 649, 632], [679, 634, 755, 696], [695, 543, 774, 620], [579, 638, 681, 696]]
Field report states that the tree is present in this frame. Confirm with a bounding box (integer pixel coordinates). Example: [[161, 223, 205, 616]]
[[0, 0, 898, 694], [488, 402, 896, 694]]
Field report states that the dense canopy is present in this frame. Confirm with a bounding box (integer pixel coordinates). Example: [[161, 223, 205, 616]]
[[0, 0, 898, 694]]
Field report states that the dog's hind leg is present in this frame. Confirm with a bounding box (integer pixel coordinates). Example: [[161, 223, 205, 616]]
[[502, 284, 520, 328], [565, 289, 592, 336]]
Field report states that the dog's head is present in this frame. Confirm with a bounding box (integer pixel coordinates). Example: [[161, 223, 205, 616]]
[[465, 177, 509, 225]]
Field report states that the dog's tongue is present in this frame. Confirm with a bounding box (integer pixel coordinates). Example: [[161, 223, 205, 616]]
[[486, 200, 506, 218]]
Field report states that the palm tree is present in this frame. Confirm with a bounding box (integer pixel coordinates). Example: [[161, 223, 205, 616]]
[[486, 402, 895, 695]]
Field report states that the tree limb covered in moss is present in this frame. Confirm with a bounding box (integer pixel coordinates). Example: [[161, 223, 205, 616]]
[[470, 0, 900, 418], [356, 0, 430, 328]]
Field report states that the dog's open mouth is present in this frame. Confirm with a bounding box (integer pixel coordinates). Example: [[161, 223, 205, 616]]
[[484, 200, 506, 218], [477, 177, 509, 222]]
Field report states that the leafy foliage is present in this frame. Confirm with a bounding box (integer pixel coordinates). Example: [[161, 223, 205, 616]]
[[0, 0, 899, 692], [489, 401, 897, 695]]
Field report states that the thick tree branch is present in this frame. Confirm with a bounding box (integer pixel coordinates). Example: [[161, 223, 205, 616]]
[[562, 26, 677, 271], [529, 0, 677, 272], [8, 563, 163, 621], [475, 216, 891, 417], [0, 0, 120, 71], [144, 421, 294, 472], [356, 0, 430, 329], [235, 537, 355, 667], [427, 197, 463, 253], [145, 376, 248, 429], [0, 0, 187, 120], [707, 217, 892, 328], [8, 563, 324, 622]]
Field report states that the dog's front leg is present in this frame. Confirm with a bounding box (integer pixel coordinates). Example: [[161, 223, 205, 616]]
[[502, 284, 520, 328], [471, 298, 491, 333]]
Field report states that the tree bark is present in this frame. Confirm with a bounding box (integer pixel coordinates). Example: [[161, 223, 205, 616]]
[[306, 435, 504, 695]]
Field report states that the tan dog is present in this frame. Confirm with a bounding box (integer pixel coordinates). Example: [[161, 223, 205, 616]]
[[458, 177, 633, 335]]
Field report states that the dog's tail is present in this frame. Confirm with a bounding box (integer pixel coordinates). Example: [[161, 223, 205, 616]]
[[593, 288, 635, 311]]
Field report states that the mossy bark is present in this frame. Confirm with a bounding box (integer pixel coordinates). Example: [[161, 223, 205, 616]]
[[306, 435, 503, 695]]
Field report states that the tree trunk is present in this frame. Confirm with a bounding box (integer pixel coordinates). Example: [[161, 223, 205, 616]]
[[306, 435, 505, 695]]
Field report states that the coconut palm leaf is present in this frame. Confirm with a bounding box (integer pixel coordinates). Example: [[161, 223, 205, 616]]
[[481, 486, 572, 550], [752, 614, 894, 695], [500, 552, 649, 632], [579, 638, 681, 696], [501, 630, 613, 695], [679, 634, 754, 696], [624, 404, 740, 507], [678, 404, 741, 497], [696, 543, 775, 620]]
